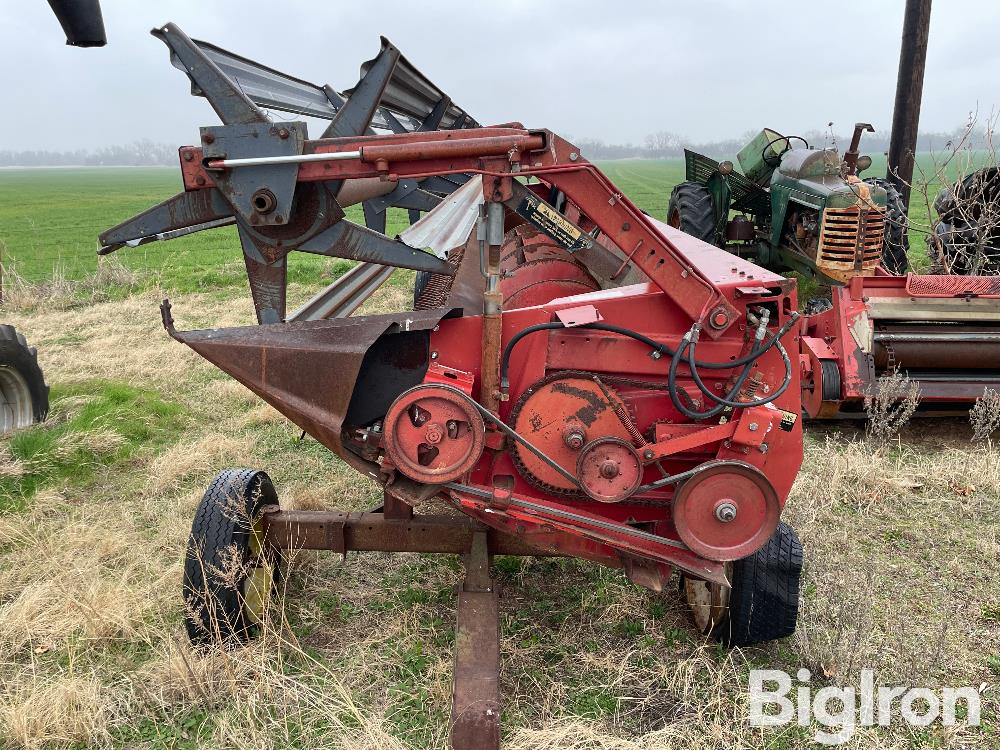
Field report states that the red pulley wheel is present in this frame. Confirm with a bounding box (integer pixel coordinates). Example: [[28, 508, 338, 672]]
[[383, 384, 485, 484], [576, 437, 643, 503], [671, 462, 780, 561]]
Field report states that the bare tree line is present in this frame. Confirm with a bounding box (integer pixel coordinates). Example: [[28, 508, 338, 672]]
[[580, 123, 994, 160], [0, 139, 177, 167], [0, 125, 991, 166]]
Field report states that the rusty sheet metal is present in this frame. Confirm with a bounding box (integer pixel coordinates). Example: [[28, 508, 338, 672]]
[[399, 175, 483, 260], [451, 589, 500, 750], [168, 308, 455, 476]]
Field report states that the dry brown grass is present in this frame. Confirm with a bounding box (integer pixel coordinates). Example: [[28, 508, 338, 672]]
[[2, 257, 140, 313], [0, 282, 997, 748]]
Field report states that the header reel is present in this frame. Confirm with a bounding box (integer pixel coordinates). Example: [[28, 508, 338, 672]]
[[99, 23, 477, 323]]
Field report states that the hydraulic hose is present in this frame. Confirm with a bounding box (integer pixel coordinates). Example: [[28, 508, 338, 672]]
[[499, 313, 798, 422], [499, 315, 798, 390]]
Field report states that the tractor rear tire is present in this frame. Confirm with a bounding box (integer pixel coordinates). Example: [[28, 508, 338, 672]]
[[680, 521, 803, 647], [864, 178, 909, 275], [926, 168, 1000, 275], [0, 325, 49, 433], [183, 469, 281, 646], [667, 182, 718, 245]]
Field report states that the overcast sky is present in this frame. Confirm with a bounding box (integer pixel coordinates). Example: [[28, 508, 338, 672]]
[[3, 0, 998, 151]]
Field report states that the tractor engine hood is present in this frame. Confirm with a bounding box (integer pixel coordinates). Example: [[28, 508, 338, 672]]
[[774, 149, 887, 208], [776, 148, 841, 179]]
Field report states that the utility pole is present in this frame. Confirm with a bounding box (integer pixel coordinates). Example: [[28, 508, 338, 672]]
[[886, 0, 932, 210]]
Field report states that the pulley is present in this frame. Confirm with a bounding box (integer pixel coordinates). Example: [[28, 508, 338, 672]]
[[671, 461, 779, 561], [383, 384, 485, 484]]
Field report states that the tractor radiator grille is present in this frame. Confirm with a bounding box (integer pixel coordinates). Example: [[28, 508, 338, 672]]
[[817, 205, 885, 271]]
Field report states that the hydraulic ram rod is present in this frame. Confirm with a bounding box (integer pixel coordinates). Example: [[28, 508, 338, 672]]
[[207, 150, 361, 168], [205, 133, 545, 170]]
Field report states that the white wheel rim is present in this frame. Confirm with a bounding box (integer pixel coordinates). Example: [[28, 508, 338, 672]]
[[0, 365, 35, 433], [683, 564, 733, 635]]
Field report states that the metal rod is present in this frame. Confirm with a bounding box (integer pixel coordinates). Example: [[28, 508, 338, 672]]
[[207, 150, 362, 169], [875, 332, 1000, 343]]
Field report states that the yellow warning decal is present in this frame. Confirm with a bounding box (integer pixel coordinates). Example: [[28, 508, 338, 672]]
[[515, 195, 589, 250]]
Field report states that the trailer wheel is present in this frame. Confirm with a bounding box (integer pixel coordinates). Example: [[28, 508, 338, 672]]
[[864, 178, 909, 275], [679, 521, 802, 647], [183, 469, 281, 646], [0, 325, 49, 434], [667, 182, 718, 245]]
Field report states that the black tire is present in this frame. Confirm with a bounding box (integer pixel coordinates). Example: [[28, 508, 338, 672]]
[[680, 522, 803, 647], [802, 296, 833, 316], [667, 182, 718, 245], [183, 469, 281, 646], [926, 169, 1000, 275], [0, 325, 49, 433], [864, 178, 909, 275]]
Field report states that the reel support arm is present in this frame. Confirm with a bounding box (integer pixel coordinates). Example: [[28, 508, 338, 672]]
[[176, 126, 740, 336]]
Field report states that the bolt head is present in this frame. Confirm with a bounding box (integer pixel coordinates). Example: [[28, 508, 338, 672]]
[[748, 422, 759, 432], [599, 460, 619, 480], [714, 500, 738, 522], [424, 423, 444, 444]]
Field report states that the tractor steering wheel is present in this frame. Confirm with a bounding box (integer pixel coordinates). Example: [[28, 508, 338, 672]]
[[762, 135, 810, 167]]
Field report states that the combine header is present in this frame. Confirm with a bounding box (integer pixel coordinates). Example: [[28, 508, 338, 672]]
[[99, 21, 992, 748], [103, 24, 806, 747]]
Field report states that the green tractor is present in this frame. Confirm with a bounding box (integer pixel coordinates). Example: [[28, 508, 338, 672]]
[[667, 123, 909, 285]]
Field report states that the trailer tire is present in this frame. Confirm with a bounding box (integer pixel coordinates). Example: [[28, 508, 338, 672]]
[[0, 325, 49, 433], [864, 178, 909, 275], [667, 182, 718, 245], [680, 521, 803, 647], [183, 469, 281, 646]]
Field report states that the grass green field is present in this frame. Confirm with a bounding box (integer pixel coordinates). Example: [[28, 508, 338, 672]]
[[0, 153, 964, 289], [0, 162, 997, 750]]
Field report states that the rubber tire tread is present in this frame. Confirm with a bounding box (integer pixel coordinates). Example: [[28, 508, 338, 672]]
[[715, 521, 803, 647], [0, 324, 49, 424], [864, 178, 909, 274], [667, 182, 718, 245], [183, 468, 278, 646]]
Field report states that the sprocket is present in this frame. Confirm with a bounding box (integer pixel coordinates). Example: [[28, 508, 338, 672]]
[[508, 372, 637, 495]]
